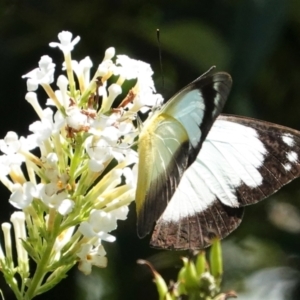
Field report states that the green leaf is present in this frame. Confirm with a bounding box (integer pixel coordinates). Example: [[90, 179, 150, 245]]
[[210, 239, 223, 282], [195, 251, 206, 276]]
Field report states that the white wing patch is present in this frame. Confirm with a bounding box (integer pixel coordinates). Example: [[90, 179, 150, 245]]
[[282, 134, 295, 147], [163, 89, 205, 148], [287, 151, 298, 163], [160, 119, 267, 223], [212, 82, 222, 116], [159, 165, 214, 222], [284, 163, 292, 171], [205, 120, 267, 187]]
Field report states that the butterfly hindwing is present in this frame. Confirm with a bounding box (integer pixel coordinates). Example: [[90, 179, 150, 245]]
[[150, 160, 244, 250], [136, 71, 232, 238], [218, 115, 300, 205], [151, 115, 300, 249]]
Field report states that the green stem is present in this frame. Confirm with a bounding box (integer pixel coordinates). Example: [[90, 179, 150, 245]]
[[64, 52, 76, 97], [24, 237, 56, 299], [69, 135, 84, 184], [4, 269, 23, 300]]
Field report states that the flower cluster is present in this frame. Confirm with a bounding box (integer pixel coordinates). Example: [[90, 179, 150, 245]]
[[0, 31, 163, 299]]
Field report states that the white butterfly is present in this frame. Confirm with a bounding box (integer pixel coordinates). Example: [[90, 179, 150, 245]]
[[135, 69, 300, 250]]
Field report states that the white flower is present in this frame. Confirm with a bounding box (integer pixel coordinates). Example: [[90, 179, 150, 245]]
[[113, 55, 148, 80], [0, 155, 13, 176], [9, 182, 36, 209], [0, 132, 21, 154], [25, 92, 45, 119], [46, 75, 69, 108], [50, 227, 75, 263], [56, 75, 69, 95], [10, 212, 28, 271], [0, 132, 28, 170], [66, 106, 89, 131], [83, 210, 116, 232], [77, 243, 107, 275], [79, 210, 117, 243], [112, 56, 164, 113], [135, 60, 156, 90], [57, 199, 74, 215], [135, 92, 163, 114], [98, 60, 114, 77], [96, 47, 116, 78], [90, 112, 120, 132], [109, 205, 129, 221], [29, 108, 65, 145], [118, 121, 135, 136], [49, 31, 80, 54], [0, 31, 166, 290], [37, 183, 74, 215], [120, 148, 138, 167], [103, 47, 115, 61], [29, 111, 53, 143], [22, 55, 55, 91], [85, 130, 120, 172], [1, 223, 12, 261], [87, 120, 136, 166], [0, 131, 35, 155], [101, 83, 122, 112], [45, 152, 58, 166], [123, 166, 137, 188], [67, 56, 93, 87]]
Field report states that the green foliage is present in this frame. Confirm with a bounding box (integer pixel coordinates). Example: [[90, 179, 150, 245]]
[[139, 240, 237, 300]]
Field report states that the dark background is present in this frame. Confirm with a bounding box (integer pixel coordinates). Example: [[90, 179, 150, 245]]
[[1, 0, 300, 299]]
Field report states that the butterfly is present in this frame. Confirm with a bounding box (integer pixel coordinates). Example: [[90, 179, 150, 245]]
[[135, 68, 300, 250]]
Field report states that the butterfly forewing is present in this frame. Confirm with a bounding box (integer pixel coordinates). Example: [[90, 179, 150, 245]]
[[161, 72, 232, 164], [151, 114, 300, 249], [136, 115, 190, 237], [136, 71, 233, 238]]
